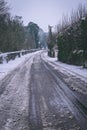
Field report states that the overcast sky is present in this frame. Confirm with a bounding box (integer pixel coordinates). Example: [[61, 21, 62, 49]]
[[7, 0, 87, 32]]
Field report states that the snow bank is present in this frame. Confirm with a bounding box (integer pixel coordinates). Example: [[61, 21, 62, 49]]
[[0, 50, 42, 80], [42, 51, 87, 81]]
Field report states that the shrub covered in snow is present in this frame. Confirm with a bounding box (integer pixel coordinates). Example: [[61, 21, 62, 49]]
[[56, 4, 87, 68]]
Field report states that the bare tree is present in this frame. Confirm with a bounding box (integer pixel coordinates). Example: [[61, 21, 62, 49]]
[[0, 0, 9, 15]]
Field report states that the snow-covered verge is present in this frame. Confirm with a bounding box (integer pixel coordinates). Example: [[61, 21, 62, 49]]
[[42, 51, 87, 82], [0, 49, 40, 64], [0, 50, 42, 80]]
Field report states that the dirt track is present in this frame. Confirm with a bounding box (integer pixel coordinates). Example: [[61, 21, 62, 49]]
[[0, 51, 87, 130]]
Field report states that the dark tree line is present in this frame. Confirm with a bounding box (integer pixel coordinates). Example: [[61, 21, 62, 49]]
[[56, 4, 87, 68], [0, 0, 41, 53]]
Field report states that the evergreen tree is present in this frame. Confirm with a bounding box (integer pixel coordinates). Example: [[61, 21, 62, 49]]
[[47, 25, 55, 57], [27, 22, 39, 48]]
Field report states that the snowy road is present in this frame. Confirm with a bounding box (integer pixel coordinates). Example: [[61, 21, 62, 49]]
[[0, 51, 87, 130]]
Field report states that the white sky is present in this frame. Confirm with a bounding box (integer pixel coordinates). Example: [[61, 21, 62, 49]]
[[6, 0, 87, 32]]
